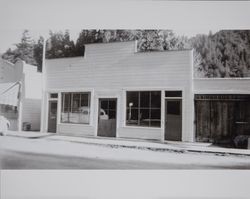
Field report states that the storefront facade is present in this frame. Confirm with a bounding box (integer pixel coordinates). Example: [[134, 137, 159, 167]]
[[41, 41, 250, 144], [41, 41, 195, 142], [194, 78, 250, 145]]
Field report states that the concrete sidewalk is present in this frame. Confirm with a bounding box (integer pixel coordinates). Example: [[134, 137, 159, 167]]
[[4, 130, 250, 156], [46, 134, 250, 156]]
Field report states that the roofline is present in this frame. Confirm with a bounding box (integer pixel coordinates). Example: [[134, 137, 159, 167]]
[[82, 40, 193, 52], [46, 41, 137, 61], [136, 48, 193, 54], [1, 58, 14, 66], [45, 56, 84, 61], [84, 40, 136, 46], [45, 44, 193, 61]]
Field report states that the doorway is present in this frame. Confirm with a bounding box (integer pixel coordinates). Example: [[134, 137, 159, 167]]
[[48, 100, 57, 133], [97, 98, 117, 137], [195, 94, 250, 143], [165, 99, 182, 141]]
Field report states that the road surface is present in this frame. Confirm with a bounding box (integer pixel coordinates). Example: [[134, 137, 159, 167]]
[[1, 136, 250, 169], [0, 149, 203, 169]]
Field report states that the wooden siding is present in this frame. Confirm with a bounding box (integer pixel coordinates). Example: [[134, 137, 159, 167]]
[[57, 124, 94, 136], [23, 63, 42, 99], [22, 98, 41, 131], [194, 78, 250, 94], [44, 41, 193, 141], [46, 42, 192, 89], [195, 95, 250, 144], [194, 79, 250, 144], [118, 127, 162, 140]]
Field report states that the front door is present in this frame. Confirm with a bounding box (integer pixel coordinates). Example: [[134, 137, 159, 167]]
[[97, 98, 117, 137], [48, 100, 57, 133], [235, 100, 250, 136], [165, 99, 182, 141]]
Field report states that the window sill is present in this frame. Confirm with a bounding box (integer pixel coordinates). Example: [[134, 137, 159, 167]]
[[58, 122, 92, 127], [123, 125, 162, 130]]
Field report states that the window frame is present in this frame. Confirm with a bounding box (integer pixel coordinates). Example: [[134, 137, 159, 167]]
[[61, 91, 91, 125], [125, 90, 162, 128]]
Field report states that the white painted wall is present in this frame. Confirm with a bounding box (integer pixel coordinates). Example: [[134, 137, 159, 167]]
[[21, 98, 41, 130], [0, 59, 42, 131], [23, 63, 42, 99], [44, 41, 193, 142], [194, 78, 250, 94], [0, 59, 22, 83], [22, 63, 42, 131]]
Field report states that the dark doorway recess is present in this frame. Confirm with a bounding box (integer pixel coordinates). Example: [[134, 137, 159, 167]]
[[97, 98, 117, 137], [165, 99, 182, 141], [48, 100, 57, 133], [195, 94, 250, 147]]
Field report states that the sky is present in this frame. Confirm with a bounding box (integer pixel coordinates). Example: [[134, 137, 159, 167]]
[[1, 1, 250, 53]]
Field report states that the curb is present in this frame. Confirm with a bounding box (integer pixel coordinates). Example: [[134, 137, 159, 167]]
[[4, 134, 54, 139], [3, 133, 250, 157]]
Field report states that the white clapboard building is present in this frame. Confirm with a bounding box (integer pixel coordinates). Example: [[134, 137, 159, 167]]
[[40, 41, 250, 144], [0, 58, 42, 131]]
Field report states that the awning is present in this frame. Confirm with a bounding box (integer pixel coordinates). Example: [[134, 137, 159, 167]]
[[0, 82, 20, 106]]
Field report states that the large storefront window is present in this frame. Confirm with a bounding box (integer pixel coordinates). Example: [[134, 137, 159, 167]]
[[61, 92, 91, 124], [126, 91, 161, 127]]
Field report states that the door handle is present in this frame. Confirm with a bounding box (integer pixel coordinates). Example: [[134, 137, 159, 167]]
[[236, 121, 248, 124]]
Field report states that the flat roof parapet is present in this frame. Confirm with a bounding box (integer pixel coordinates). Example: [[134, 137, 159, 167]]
[[193, 78, 250, 94]]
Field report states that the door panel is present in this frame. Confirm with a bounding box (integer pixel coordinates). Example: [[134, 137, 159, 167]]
[[97, 98, 117, 137], [195, 95, 250, 144], [48, 101, 57, 133], [235, 101, 250, 136], [165, 100, 182, 141]]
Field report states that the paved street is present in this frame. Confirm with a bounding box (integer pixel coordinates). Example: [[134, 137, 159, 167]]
[[1, 136, 250, 169], [0, 149, 196, 169]]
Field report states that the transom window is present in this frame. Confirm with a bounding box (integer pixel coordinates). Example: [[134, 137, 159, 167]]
[[165, 91, 182, 98], [126, 91, 161, 127], [61, 92, 91, 124], [50, 93, 58, 99]]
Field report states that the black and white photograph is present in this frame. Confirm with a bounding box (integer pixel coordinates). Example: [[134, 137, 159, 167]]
[[1, 0, 250, 198], [1, 1, 250, 170]]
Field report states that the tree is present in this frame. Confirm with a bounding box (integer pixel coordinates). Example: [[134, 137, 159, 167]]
[[75, 29, 188, 54], [113, 30, 136, 42], [2, 30, 37, 66], [137, 30, 164, 51], [33, 36, 44, 72], [162, 30, 188, 50], [189, 30, 250, 77], [193, 49, 206, 78], [46, 30, 75, 59], [74, 30, 101, 56]]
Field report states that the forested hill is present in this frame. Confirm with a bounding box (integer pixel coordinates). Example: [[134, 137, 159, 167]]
[[190, 30, 250, 78], [2, 30, 250, 77]]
